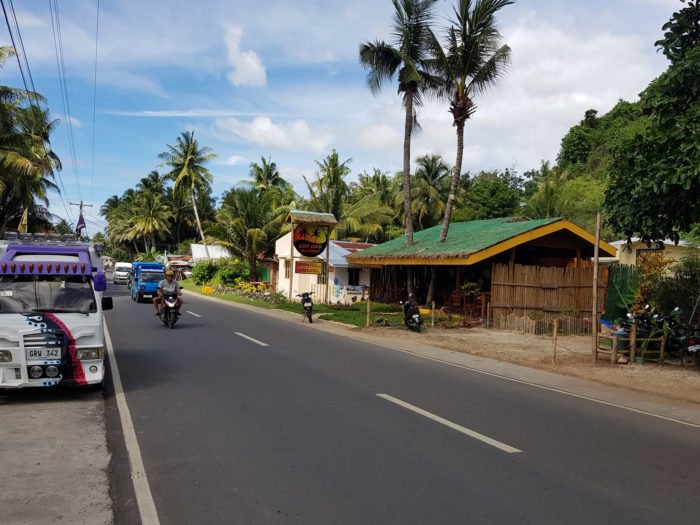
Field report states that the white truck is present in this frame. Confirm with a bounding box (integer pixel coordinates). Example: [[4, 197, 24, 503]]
[[0, 233, 113, 389]]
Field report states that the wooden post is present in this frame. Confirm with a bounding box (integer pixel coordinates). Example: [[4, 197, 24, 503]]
[[611, 333, 618, 364], [324, 225, 331, 306], [659, 335, 665, 365], [629, 322, 637, 363], [486, 301, 491, 328], [611, 334, 618, 364], [431, 301, 435, 327], [288, 223, 295, 302], [552, 319, 558, 365], [366, 296, 371, 327], [591, 212, 601, 359]]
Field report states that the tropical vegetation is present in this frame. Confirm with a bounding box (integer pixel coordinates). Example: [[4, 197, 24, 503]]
[[91, 0, 700, 297]]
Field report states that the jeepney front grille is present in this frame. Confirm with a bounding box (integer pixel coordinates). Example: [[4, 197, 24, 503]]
[[23, 332, 65, 356]]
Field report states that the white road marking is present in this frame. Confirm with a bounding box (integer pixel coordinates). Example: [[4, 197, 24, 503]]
[[186, 310, 202, 318], [104, 323, 161, 524], [377, 393, 522, 454], [235, 332, 269, 347]]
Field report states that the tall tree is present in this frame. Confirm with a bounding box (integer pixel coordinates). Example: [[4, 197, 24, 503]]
[[303, 149, 351, 220], [359, 0, 441, 246], [136, 170, 166, 195], [605, 1, 700, 241], [411, 153, 451, 229], [159, 131, 216, 256], [247, 156, 288, 194], [432, 0, 513, 241], [212, 187, 278, 281], [127, 191, 172, 251]]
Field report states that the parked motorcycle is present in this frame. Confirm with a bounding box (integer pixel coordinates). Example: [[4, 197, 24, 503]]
[[401, 295, 421, 332], [297, 292, 314, 323], [159, 291, 179, 329]]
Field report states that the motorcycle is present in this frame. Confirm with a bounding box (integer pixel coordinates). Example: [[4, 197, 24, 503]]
[[297, 292, 314, 323], [159, 291, 179, 329], [687, 334, 700, 368], [401, 295, 421, 332]]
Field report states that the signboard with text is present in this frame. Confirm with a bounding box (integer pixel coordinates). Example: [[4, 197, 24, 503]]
[[295, 261, 323, 275], [293, 224, 328, 257]]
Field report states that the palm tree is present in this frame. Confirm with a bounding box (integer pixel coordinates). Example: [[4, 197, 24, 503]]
[[127, 191, 172, 251], [359, 0, 441, 246], [521, 181, 570, 219], [247, 156, 287, 194], [136, 170, 166, 196], [159, 131, 216, 257], [411, 153, 451, 229], [211, 187, 279, 281], [0, 102, 61, 233], [433, 0, 513, 242], [303, 149, 351, 221]]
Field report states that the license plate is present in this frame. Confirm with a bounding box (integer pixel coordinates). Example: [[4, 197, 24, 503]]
[[304, 302, 312, 307], [143, 294, 152, 298], [688, 344, 700, 353], [26, 348, 61, 360]]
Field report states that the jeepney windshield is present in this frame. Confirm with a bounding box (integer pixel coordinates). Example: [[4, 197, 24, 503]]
[[0, 275, 97, 314], [139, 272, 164, 284]]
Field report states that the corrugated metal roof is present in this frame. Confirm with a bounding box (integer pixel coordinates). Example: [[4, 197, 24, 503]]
[[286, 210, 338, 226], [347, 217, 562, 261]]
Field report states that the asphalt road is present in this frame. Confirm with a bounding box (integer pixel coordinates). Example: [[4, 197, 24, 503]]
[[104, 281, 700, 525]]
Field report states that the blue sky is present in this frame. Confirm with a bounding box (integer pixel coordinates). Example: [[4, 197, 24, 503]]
[[0, 0, 679, 234]]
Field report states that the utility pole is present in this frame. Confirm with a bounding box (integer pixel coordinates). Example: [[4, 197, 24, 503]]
[[70, 201, 93, 236]]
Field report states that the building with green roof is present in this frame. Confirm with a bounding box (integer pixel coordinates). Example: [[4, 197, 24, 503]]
[[346, 217, 616, 317]]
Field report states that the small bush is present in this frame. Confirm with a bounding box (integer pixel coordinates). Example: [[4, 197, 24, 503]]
[[191, 262, 217, 285]]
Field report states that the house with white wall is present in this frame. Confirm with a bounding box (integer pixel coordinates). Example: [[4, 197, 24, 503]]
[[190, 243, 231, 261], [610, 238, 699, 266], [275, 231, 373, 304]]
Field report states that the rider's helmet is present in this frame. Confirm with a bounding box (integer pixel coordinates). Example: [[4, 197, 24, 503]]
[[165, 270, 174, 277]]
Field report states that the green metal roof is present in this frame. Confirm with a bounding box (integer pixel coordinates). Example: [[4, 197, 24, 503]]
[[347, 217, 562, 260]]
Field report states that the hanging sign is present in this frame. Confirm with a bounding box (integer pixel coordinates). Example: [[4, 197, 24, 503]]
[[295, 261, 323, 275], [293, 224, 328, 257]]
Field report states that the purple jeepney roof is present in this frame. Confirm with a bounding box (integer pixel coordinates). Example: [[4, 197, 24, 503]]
[[0, 242, 95, 276]]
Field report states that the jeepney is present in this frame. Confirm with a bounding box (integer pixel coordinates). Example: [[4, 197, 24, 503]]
[[0, 233, 113, 389]]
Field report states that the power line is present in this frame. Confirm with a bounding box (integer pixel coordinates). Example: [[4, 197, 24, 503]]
[[0, 0, 75, 224], [49, 0, 82, 204], [90, 0, 101, 207]]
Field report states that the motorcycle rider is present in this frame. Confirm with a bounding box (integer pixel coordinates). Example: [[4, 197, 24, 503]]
[[153, 269, 183, 316]]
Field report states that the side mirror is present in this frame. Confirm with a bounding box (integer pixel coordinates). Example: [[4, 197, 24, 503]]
[[101, 296, 113, 311], [93, 273, 107, 292]]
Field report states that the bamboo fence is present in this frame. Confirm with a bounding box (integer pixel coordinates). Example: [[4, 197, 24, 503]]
[[490, 263, 608, 335]]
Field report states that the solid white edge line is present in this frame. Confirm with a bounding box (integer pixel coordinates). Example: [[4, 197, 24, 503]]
[[186, 310, 202, 318], [235, 331, 269, 347], [378, 394, 522, 454], [104, 323, 161, 525]]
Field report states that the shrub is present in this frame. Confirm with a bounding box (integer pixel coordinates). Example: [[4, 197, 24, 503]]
[[647, 255, 700, 323], [191, 262, 217, 285]]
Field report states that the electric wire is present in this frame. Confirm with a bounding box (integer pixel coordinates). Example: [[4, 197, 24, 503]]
[[0, 0, 75, 225], [49, 0, 82, 204], [89, 0, 101, 207]]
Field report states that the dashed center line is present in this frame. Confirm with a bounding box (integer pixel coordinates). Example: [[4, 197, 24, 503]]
[[235, 332, 269, 347], [377, 394, 521, 454], [186, 310, 202, 318]]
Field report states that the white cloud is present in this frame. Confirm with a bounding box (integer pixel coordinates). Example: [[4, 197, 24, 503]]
[[214, 116, 332, 154], [221, 155, 246, 166], [224, 25, 266, 88]]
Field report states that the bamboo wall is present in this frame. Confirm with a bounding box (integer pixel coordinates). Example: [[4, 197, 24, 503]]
[[490, 263, 608, 334]]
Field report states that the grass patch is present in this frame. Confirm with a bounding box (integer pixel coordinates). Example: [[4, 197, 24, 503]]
[[181, 279, 403, 327]]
